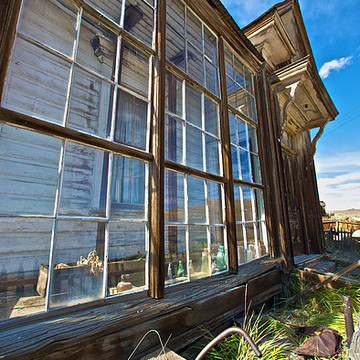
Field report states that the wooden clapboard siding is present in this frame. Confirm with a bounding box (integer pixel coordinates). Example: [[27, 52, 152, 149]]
[[86, 0, 123, 23]]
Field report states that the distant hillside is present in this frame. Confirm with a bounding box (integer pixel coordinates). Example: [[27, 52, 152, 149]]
[[327, 208, 360, 221]]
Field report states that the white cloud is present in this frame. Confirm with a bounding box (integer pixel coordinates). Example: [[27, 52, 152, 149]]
[[315, 152, 360, 210], [319, 56, 353, 78]]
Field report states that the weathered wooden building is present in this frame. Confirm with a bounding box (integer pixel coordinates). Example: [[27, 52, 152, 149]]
[[0, 0, 337, 358]]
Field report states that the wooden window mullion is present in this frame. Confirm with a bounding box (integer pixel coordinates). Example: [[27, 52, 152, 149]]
[[149, 0, 166, 299], [218, 37, 238, 274]]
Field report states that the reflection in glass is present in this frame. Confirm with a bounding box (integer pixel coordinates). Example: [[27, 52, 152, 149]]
[[186, 85, 202, 128], [165, 170, 185, 224], [236, 223, 246, 264], [111, 156, 146, 219], [3, 37, 71, 124], [120, 44, 149, 97], [240, 148, 252, 182], [187, 43, 204, 86], [19, 0, 78, 57], [50, 220, 105, 308], [207, 181, 223, 224], [125, 0, 154, 47], [205, 134, 219, 175], [0, 125, 62, 216], [186, 125, 203, 171], [205, 59, 219, 96], [165, 226, 187, 285], [186, 9, 202, 50], [165, 115, 183, 164], [188, 176, 206, 224], [204, 27, 217, 64], [242, 187, 255, 222], [108, 221, 146, 295], [59, 142, 109, 217], [189, 226, 208, 279], [210, 226, 227, 274], [115, 90, 148, 150], [166, 72, 183, 117], [0, 218, 53, 320], [67, 67, 113, 138], [87, 0, 123, 23], [77, 16, 116, 79], [204, 97, 219, 136]]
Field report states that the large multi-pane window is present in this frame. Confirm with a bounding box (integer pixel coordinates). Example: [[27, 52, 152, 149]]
[[0, 0, 268, 322], [0, 0, 153, 319], [225, 43, 268, 263]]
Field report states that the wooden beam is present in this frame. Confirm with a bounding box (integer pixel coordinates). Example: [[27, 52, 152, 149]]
[[0, 0, 22, 102], [0, 107, 154, 162], [218, 37, 237, 274], [148, 0, 166, 299]]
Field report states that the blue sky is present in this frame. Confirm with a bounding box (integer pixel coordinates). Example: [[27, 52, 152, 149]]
[[221, 0, 360, 211]]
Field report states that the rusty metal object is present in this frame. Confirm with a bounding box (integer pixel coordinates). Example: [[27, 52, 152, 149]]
[[195, 327, 262, 360], [343, 295, 355, 347]]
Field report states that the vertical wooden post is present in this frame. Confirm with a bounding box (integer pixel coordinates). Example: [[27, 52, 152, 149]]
[[148, 0, 166, 299], [0, 0, 22, 101], [218, 37, 237, 274]]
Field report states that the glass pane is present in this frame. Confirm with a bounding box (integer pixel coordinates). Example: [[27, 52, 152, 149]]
[[229, 112, 237, 144], [226, 75, 238, 109], [0, 218, 52, 320], [19, 0, 77, 57], [125, 0, 154, 47], [166, 72, 183, 117], [115, 90, 148, 150], [67, 67, 113, 138], [165, 226, 187, 285], [187, 43, 203, 86], [188, 176, 206, 224], [224, 46, 233, 77], [204, 97, 219, 136], [165, 115, 183, 164], [245, 223, 257, 260], [237, 118, 247, 149], [204, 27, 217, 64], [111, 156, 146, 219], [108, 221, 146, 295], [205, 135, 219, 175], [255, 190, 265, 221], [236, 223, 246, 264], [59, 142, 108, 217], [248, 125, 258, 153], [249, 95, 258, 122], [3, 37, 71, 124], [234, 58, 245, 88], [77, 16, 116, 80], [243, 187, 254, 222], [250, 153, 261, 184], [234, 185, 243, 223], [49, 220, 105, 307], [166, 0, 185, 35], [189, 226, 208, 279], [257, 221, 268, 256], [0, 125, 62, 216], [245, 67, 254, 94], [120, 43, 149, 97], [235, 88, 247, 116], [166, 26, 186, 72], [240, 148, 251, 182], [210, 226, 227, 274], [231, 145, 240, 180], [205, 60, 219, 96], [186, 85, 201, 128], [186, 10, 202, 50], [165, 170, 185, 223], [207, 181, 222, 224], [87, 0, 123, 23], [186, 124, 203, 171]]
